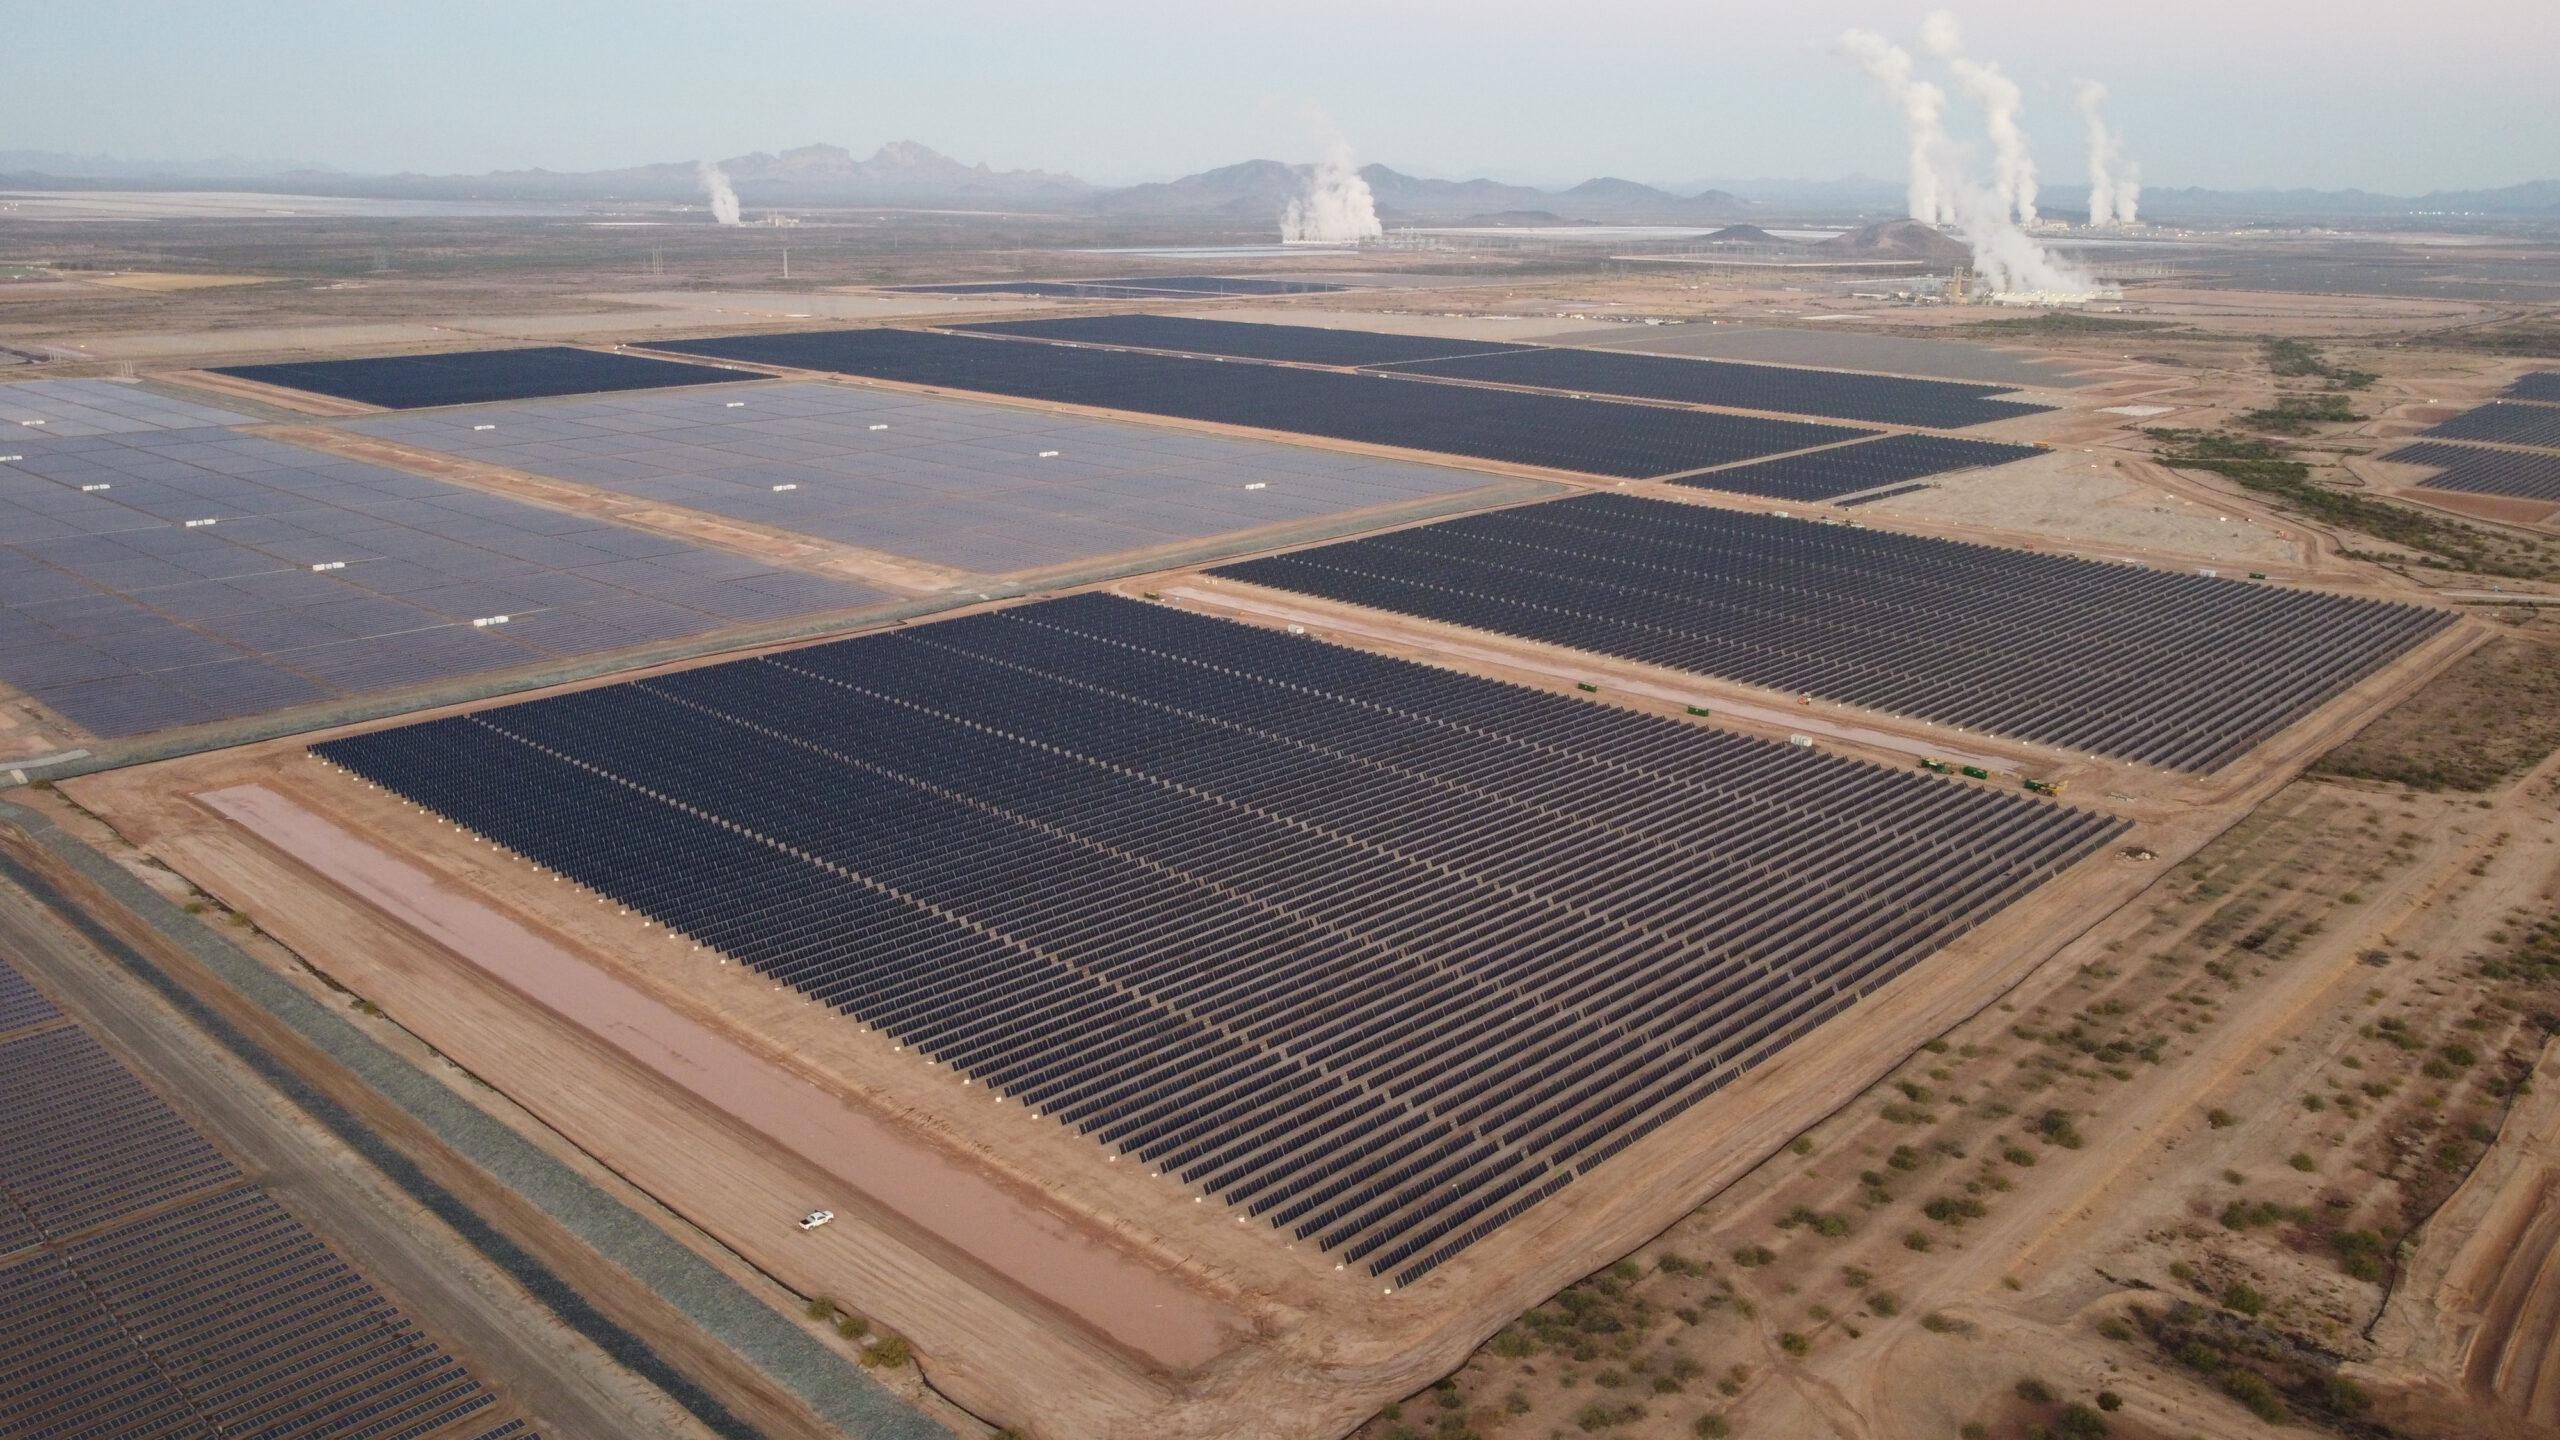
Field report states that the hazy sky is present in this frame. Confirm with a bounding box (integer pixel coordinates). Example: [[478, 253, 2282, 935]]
[[8, 0, 2556, 193]]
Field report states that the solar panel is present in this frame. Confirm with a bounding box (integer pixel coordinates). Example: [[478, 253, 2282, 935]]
[[0, 428, 885, 737], [959, 314, 1528, 367], [1670, 433, 2044, 502], [2420, 402, 2560, 449], [342, 381, 1516, 576], [950, 316, 2052, 428], [642, 331, 1873, 479], [885, 276, 1351, 298], [316, 592, 2124, 1286], [0, 378, 260, 436], [2502, 372, 2560, 403], [1384, 346, 2051, 428], [212, 346, 759, 410], [2382, 440, 2560, 503], [0, 952, 512, 1440], [1208, 493, 2455, 771]]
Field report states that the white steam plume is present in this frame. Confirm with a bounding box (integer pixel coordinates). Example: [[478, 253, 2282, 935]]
[[1948, 176, 2096, 293], [1923, 11, 2037, 225], [696, 160, 741, 226], [1838, 30, 1953, 225], [2077, 82, 2140, 224], [1280, 136, 1381, 244], [2076, 81, 2118, 225]]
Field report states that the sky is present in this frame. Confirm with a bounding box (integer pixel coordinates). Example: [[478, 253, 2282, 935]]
[[5, 0, 2556, 194]]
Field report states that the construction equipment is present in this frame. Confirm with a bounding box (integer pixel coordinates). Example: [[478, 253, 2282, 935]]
[[2023, 777, 2064, 796], [1961, 765, 1991, 780], [1919, 758, 1953, 775]]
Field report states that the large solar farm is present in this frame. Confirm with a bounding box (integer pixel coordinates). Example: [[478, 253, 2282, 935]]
[[6, 192, 2560, 1440]]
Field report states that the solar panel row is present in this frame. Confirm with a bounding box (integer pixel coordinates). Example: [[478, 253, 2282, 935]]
[[645, 328, 1873, 479], [316, 593, 2123, 1285], [214, 345, 756, 411], [1208, 493, 2455, 771], [888, 276, 1352, 299], [0, 1025, 242, 1235], [2421, 402, 2560, 449], [1384, 347, 2049, 429], [2502, 372, 2560, 403], [2382, 441, 2560, 504], [0, 379, 261, 437], [1833, 482, 1933, 509], [0, 960, 507, 1440], [0, 428, 882, 737], [0, 958, 62, 1037], [1668, 433, 2042, 503], [344, 381, 1495, 577], [955, 316, 2053, 429], [959, 313, 1531, 368]]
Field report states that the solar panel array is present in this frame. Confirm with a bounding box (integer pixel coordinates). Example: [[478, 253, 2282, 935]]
[[1209, 493, 2456, 771], [952, 316, 2053, 429], [959, 313, 1530, 367], [2503, 372, 2560, 402], [315, 593, 2124, 1286], [345, 382, 1498, 576], [0, 427, 882, 737], [1669, 434, 2043, 503], [645, 329, 1873, 479], [0, 960, 508, 1440], [887, 276, 1351, 299], [0, 379, 261, 436], [2421, 402, 2560, 449], [214, 345, 757, 410], [1385, 347, 2050, 428], [2382, 441, 2560, 504]]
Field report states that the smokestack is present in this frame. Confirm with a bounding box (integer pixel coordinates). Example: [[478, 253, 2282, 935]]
[[1923, 11, 2037, 225], [1837, 30, 1953, 226], [1280, 137, 1382, 245], [696, 160, 742, 227]]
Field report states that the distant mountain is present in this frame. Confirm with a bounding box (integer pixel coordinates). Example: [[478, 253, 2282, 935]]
[[1090, 162, 1751, 225], [2136, 178, 2560, 218], [5, 143, 2552, 220]]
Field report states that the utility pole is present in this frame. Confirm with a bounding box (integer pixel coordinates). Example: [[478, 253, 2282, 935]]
[[782, 248, 791, 280]]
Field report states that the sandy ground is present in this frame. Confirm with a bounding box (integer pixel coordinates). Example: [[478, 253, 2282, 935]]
[[1858, 450, 2305, 567]]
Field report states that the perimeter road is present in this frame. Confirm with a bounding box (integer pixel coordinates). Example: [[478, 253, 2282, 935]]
[[0, 797, 950, 1440]]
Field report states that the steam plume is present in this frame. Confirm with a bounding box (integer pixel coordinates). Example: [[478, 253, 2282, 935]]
[[2076, 82, 2117, 224], [1837, 30, 1952, 225], [1280, 137, 1381, 244], [2075, 81, 2140, 225], [1947, 176, 2096, 293], [696, 160, 741, 226], [1923, 11, 2037, 225]]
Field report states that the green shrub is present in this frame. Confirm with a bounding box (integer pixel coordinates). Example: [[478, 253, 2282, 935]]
[[2220, 1368, 2285, 1422], [1778, 1332, 1809, 1356], [1732, 1245, 1775, 1268], [2057, 1401, 2109, 1438], [1692, 1415, 1730, 1439], [2206, 1108, 2236, 1129], [2223, 1282, 2266, 1317], [2015, 1377, 2056, 1405], [863, 1334, 911, 1368]]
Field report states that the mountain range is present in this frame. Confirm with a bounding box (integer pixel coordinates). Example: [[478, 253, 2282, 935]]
[[2, 142, 2555, 221]]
